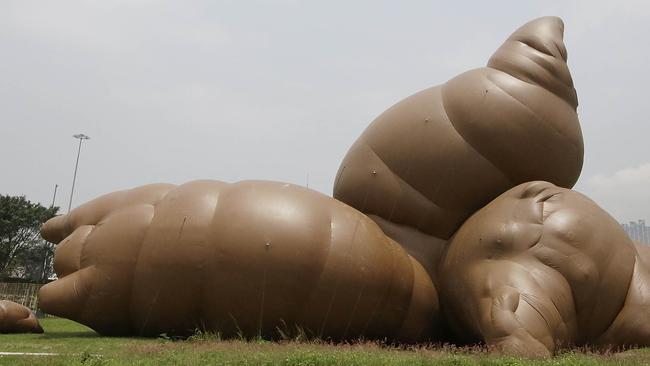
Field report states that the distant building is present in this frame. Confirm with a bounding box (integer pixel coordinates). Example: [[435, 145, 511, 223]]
[[621, 219, 650, 245]]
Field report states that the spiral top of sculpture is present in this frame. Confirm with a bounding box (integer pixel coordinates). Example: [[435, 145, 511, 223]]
[[333, 16, 583, 280]]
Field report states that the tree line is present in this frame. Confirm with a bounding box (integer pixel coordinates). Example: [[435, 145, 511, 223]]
[[0, 194, 59, 283]]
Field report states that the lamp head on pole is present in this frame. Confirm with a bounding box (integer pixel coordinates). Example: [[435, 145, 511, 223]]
[[73, 134, 91, 140]]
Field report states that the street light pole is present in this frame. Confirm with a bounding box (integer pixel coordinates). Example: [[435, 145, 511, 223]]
[[50, 184, 58, 208], [68, 133, 90, 212], [40, 183, 59, 282]]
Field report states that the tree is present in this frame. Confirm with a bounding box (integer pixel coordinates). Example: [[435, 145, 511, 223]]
[[0, 195, 58, 282]]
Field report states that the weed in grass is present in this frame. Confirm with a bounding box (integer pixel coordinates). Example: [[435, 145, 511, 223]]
[[79, 350, 105, 365], [187, 328, 223, 342]]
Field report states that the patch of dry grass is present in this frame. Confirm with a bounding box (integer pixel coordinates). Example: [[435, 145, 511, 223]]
[[0, 318, 649, 365]]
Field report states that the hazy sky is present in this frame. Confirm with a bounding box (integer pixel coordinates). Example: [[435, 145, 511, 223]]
[[1, 1, 648, 223]]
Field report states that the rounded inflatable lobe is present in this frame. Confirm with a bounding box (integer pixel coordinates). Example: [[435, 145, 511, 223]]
[[440, 181, 650, 355], [39, 180, 439, 342]]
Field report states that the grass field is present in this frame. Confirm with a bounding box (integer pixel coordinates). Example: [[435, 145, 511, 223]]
[[0, 318, 649, 365]]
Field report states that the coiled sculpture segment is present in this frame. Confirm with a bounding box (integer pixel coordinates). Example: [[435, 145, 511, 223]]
[[40, 181, 438, 342]]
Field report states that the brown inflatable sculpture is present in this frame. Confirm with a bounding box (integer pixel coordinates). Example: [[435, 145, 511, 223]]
[[440, 181, 650, 356], [0, 300, 43, 334], [37, 16, 649, 356]]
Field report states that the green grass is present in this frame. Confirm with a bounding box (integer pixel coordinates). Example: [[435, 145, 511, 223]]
[[0, 318, 648, 365]]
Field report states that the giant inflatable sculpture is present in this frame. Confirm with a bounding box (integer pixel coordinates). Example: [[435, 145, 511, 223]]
[[38, 17, 650, 356], [0, 300, 43, 334]]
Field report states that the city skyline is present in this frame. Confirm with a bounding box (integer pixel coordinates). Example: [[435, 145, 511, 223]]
[[622, 219, 650, 245]]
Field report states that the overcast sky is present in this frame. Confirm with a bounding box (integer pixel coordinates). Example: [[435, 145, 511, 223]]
[[1, 0, 648, 223]]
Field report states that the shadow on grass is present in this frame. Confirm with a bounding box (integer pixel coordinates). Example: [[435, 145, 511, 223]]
[[40, 331, 99, 339]]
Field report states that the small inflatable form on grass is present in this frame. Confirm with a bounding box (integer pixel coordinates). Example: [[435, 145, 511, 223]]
[[0, 300, 43, 334], [37, 17, 650, 357]]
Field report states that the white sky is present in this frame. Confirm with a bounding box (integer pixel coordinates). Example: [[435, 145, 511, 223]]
[[1, 0, 648, 223]]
